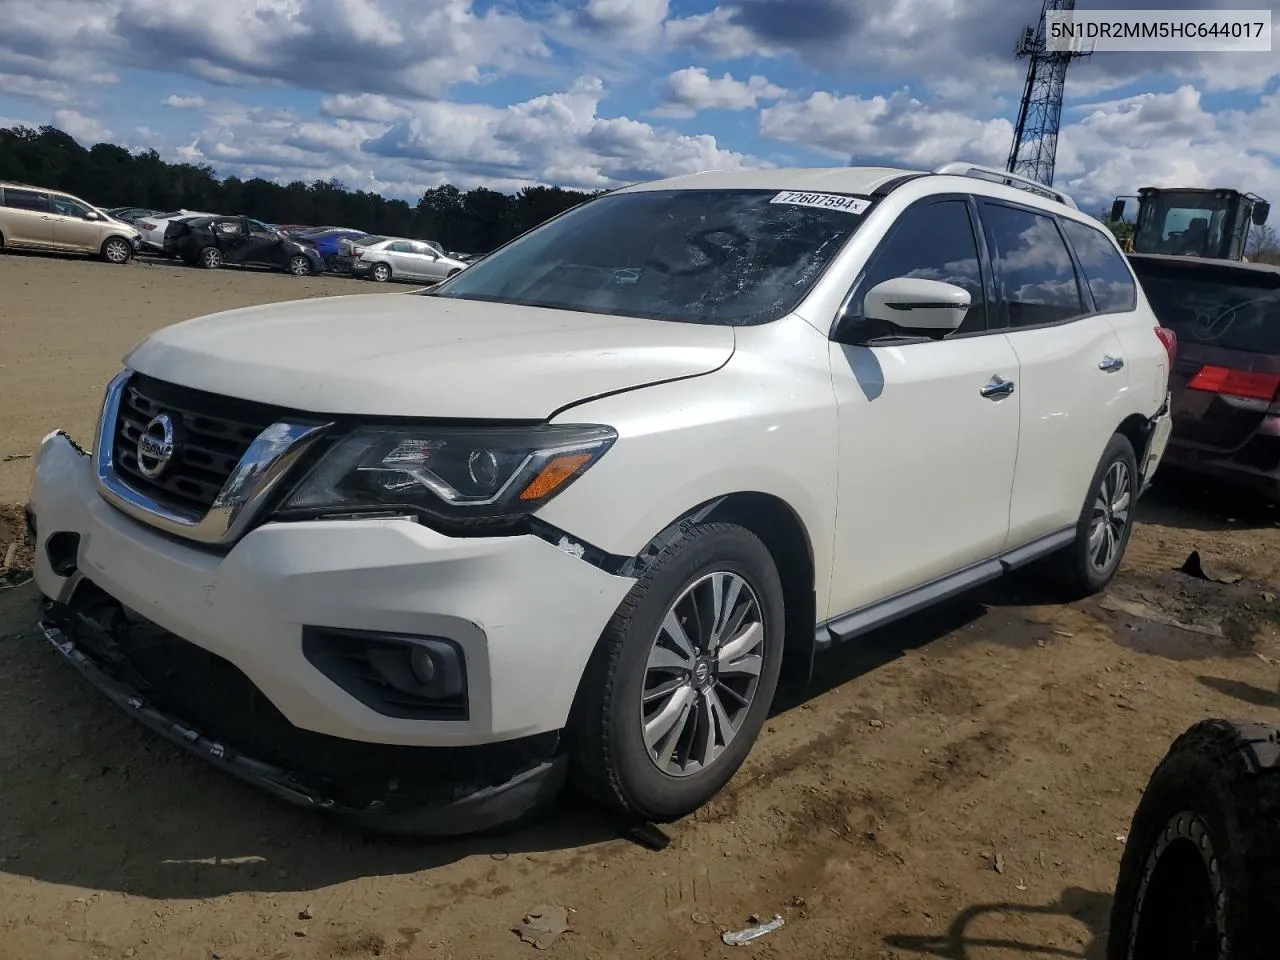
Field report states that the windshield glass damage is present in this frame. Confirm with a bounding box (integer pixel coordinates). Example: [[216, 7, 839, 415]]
[[431, 189, 871, 326]]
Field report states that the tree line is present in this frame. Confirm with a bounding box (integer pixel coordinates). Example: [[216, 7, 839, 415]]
[[0, 124, 597, 254]]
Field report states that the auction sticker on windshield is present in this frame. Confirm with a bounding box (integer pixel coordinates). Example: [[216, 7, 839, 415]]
[[770, 191, 871, 215]]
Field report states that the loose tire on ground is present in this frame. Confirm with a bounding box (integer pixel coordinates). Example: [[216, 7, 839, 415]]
[[1044, 432, 1138, 599], [568, 521, 785, 822], [1107, 719, 1280, 960]]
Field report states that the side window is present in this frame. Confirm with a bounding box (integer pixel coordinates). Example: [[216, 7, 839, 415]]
[[215, 219, 241, 235], [843, 198, 987, 341], [410, 241, 436, 256], [981, 203, 1085, 328], [51, 195, 90, 218], [389, 241, 413, 253], [1059, 218, 1138, 314], [247, 220, 273, 235], [3, 189, 51, 213]]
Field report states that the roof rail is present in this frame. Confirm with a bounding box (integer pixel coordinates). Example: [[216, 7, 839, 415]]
[[933, 162, 1078, 210]]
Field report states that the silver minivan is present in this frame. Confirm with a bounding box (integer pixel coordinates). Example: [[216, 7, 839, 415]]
[[0, 181, 139, 264]]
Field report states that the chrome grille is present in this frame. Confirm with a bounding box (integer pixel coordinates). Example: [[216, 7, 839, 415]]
[[112, 374, 274, 513]]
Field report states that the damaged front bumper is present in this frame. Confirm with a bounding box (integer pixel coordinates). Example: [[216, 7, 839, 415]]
[[37, 589, 567, 836]]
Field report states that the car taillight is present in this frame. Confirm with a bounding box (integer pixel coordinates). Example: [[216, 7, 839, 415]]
[[1186, 365, 1280, 403], [1154, 326, 1177, 367], [352, 246, 365, 255]]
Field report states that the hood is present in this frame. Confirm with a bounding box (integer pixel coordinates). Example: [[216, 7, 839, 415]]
[[124, 294, 735, 419]]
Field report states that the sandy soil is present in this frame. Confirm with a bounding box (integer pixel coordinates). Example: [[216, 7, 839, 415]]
[[2, 251, 1279, 960]]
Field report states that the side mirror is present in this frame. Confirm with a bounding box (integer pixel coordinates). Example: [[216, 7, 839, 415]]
[[84, 210, 103, 221], [1253, 201, 1270, 226], [1110, 198, 1126, 222], [862, 277, 971, 336]]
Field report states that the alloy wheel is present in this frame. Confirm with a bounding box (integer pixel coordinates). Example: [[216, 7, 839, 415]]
[[1089, 459, 1131, 572], [203, 248, 222, 268], [290, 256, 310, 276], [104, 239, 130, 263], [641, 571, 765, 777]]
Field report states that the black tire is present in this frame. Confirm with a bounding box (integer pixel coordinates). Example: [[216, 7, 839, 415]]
[[370, 262, 392, 282], [199, 246, 223, 269], [569, 521, 785, 821], [100, 236, 133, 264], [1108, 719, 1280, 960], [1044, 432, 1138, 599], [287, 254, 312, 277]]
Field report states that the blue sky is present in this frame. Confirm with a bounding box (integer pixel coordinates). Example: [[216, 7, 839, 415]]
[[1, 0, 1278, 210]]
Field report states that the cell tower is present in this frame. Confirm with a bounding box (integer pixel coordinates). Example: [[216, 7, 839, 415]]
[[1006, 0, 1089, 187]]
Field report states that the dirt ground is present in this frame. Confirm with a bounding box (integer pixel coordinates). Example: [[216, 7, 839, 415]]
[[2, 252, 1280, 960]]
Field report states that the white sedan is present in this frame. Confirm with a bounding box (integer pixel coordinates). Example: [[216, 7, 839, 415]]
[[351, 237, 470, 283], [134, 210, 218, 253]]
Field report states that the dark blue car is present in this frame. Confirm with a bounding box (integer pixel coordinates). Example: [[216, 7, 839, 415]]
[[291, 228, 367, 270]]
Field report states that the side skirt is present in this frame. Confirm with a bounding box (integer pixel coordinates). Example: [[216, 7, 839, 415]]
[[813, 526, 1077, 652]]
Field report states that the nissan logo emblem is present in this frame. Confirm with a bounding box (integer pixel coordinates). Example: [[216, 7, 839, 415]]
[[136, 413, 178, 479]]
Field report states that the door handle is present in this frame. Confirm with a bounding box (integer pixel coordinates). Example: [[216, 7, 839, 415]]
[[1099, 355, 1125, 372], [980, 375, 1016, 400]]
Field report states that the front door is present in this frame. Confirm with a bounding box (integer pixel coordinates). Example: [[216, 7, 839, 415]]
[[243, 220, 286, 267], [49, 195, 103, 253], [976, 200, 1132, 545], [826, 195, 1022, 616]]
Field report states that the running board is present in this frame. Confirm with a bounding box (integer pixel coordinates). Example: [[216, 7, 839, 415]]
[[814, 526, 1076, 651]]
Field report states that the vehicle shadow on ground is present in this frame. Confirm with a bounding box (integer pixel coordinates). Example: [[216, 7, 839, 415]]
[[1198, 674, 1280, 710], [1136, 467, 1280, 532], [882, 886, 1111, 959]]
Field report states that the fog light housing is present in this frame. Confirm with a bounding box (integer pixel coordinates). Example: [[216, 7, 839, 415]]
[[301, 627, 467, 721]]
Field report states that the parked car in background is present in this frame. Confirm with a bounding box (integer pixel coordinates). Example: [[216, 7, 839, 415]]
[[352, 237, 469, 283], [169, 215, 325, 275], [1130, 253, 1280, 498], [0, 181, 139, 264], [294, 228, 368, 271], [135, 210, 218, 253], [330, 233, 383, 274], [106, 206, 164, 225]]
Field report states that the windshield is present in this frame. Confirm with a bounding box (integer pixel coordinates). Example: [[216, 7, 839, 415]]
[[432, 188, 870, 325], [1132, 259, 1280, 353], [1134, 191, 1230, 257]]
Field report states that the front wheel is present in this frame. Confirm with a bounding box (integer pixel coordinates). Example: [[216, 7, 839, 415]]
[[287, 255, 312, 276], [101, 237, 132, 264], [371, 262, 392, 282], [1107, 719, 1280, 960], [1043, 432, 1137, 599], [569, 522, 785, 821], [199, 246, 223, 269]]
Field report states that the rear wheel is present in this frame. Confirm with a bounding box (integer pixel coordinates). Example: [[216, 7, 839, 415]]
[[288, 255, 312, 276], [1107, 719, 1280, 960], [371, 262, 392, 282], [1043, 433, 1137, 599], [569, 522, 785, 821], [199, 246, 223, 269], [101, 237, 132, 264]]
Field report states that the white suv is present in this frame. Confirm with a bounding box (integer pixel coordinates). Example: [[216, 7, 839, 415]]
[[25, 162, 1173, 834]]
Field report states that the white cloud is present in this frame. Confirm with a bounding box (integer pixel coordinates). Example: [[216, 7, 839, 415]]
[[51, 109, 112, 144], [163, 94, 206, 109], [320, 93, 411, 123], [653, 67, 787, 118], [571, 0, 670, 44], [0, 73, 74, 103], [759, 88, 1013, 169]]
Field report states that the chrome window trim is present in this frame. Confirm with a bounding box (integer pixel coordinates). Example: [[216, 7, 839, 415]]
[[93, 369, 333, 546]]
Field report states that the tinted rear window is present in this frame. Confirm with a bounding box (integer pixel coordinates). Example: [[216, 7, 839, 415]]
[[3, 188, 51, 213], [1060, 218, 1137, 314], [1132, 259, 1280, 354]]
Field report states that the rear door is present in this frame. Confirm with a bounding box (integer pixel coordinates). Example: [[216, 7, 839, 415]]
[[978, 199, 1131, 545], [1, 188, 56, 247], [1131, 256, 1280, 454], [385, 240, 417, 277]]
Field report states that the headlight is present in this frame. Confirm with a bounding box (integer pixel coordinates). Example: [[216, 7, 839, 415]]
[[278, 424, 616, 530]]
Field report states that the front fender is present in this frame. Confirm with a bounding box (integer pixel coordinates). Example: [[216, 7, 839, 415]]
[[537, 315, 841, 621]]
